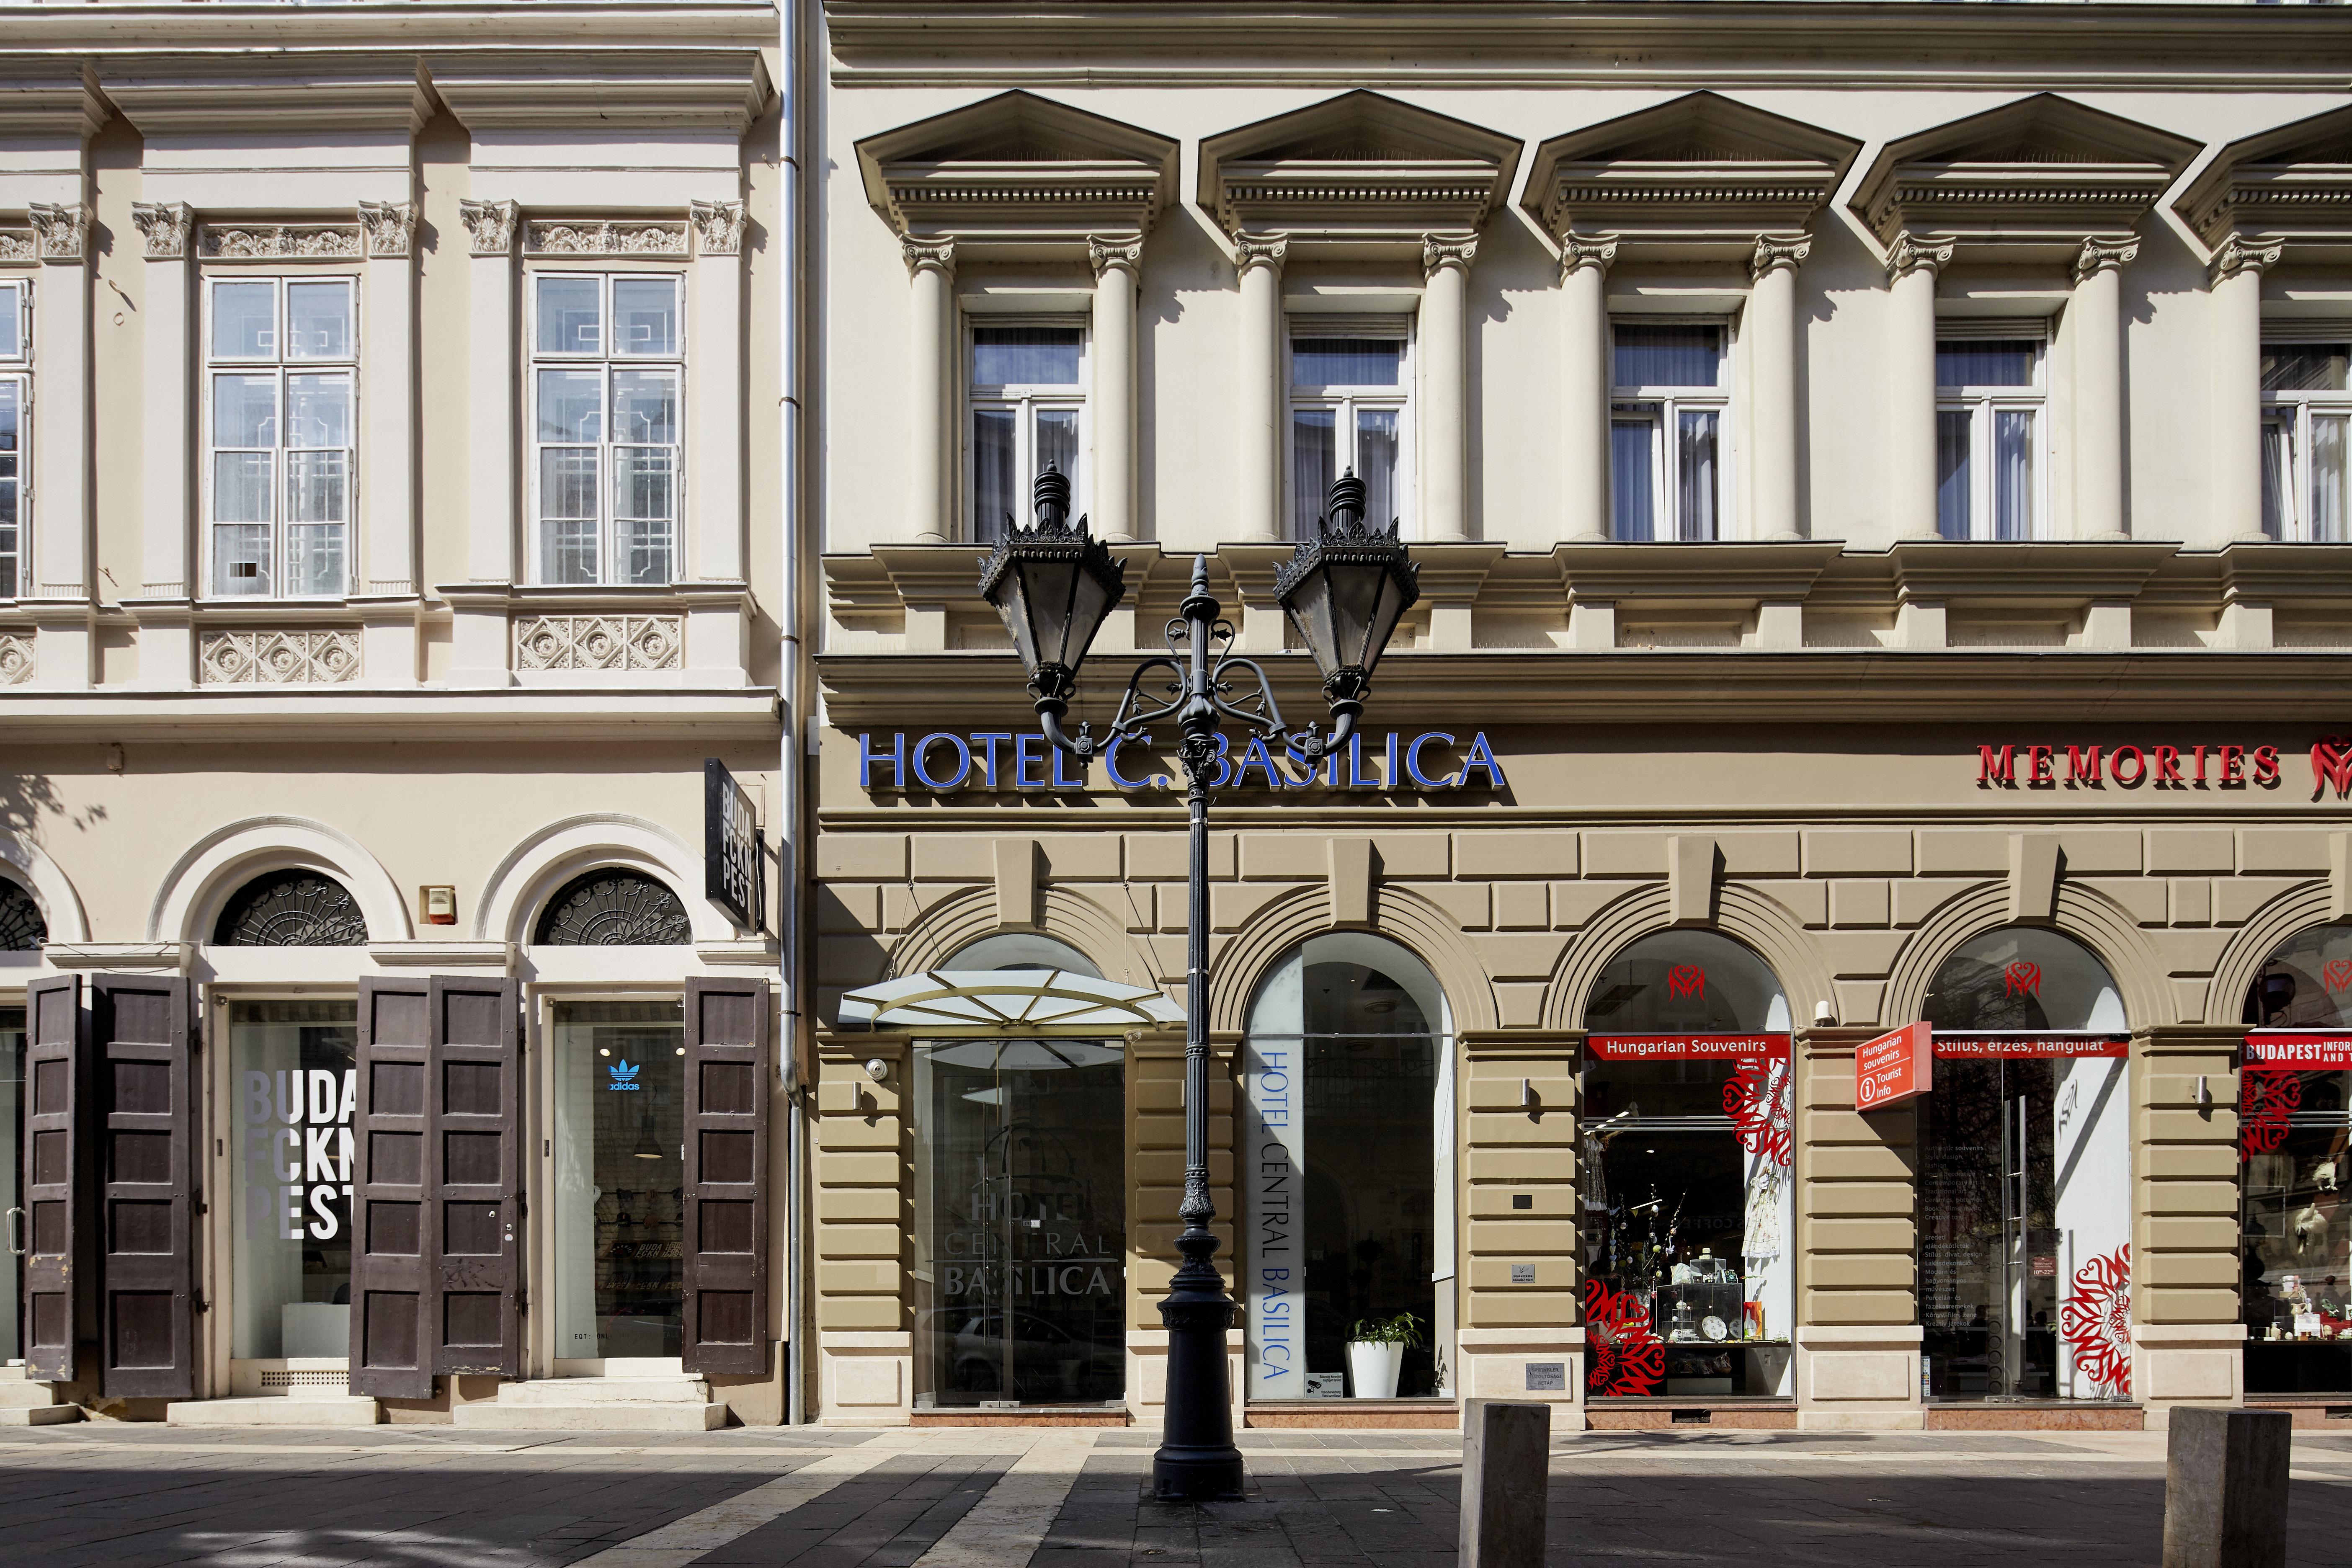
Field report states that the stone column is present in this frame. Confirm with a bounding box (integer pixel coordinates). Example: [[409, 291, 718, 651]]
[[130, 201, 195, 687], [2072, 238, 2138, 541], [1420, 235, 1477, 542], [1089, 236, 1142, 542], [1749, 236, 1813, 542], [1885, 234, 1951, 542], [2208, 236, 2280, 544], [454, 197, 518, 688], [1558, 237, 1616, 542], [903, 237, 955, 543], [1234, 235, 1287, 541], [688, 201, 749, 684], [357, 201, 419, 685], [26, 202, 92, 690]]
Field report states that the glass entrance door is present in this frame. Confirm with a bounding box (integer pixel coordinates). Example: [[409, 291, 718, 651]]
[[553, 1001, 687, 1363], [1921, 1062, 2058, 1398], [913, 1038, 1124, 1409]]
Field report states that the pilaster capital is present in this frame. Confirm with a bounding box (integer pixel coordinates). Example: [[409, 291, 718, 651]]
[[1749, 233, 1812, 282], [457, 198, 518, 258], [2072, 237, 2139, 286], [130, 200, 193, 260], [2209, 233, 2282, 288], [1088, 234, 1142, 280], [900, 235, 955, 279], [356, 200, 415, 258], [691, 199, 745, 257], [1233, 233, 1289, 275], [1884, 232, 1953, 282], [28, 202, 86, 263], [1421, 233, 1478, 280], [1558, 235, 1618, 280]]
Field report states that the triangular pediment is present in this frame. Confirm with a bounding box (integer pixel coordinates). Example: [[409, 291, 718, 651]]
[[856, 91, 1178, 245], [2176, 104, 2352, 251], [1199, 90, 1518, 245], [1882, 94, 2199, 173]]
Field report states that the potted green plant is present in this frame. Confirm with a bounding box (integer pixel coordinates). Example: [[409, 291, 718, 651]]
[[1345, 1312, 1425, 1399]]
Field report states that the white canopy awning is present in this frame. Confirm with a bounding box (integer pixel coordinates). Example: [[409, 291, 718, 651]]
[[835, 968, 1184, 1035]]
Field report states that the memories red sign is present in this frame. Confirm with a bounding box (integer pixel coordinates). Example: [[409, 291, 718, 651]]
[[2244, 1032, 2352, 1070], [1856, 1023, 1932, 1111], [1933, 1033, 2130, 1060], [1586, 1033, 1792, 1061]]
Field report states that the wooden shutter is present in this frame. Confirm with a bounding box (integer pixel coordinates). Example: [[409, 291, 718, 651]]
[[349, 978, 432, 1399], [22, 974, 87, 1383], [428, 977, 522, 1378], [681, 977, 770, 1375], [91, 975, 197, 1400]]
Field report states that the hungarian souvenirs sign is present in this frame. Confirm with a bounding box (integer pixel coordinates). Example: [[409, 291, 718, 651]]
[[1586, 1033, 1791, 1061], [858, 728, 1504, 794], [1855, 1022, 1932, 1111], [1932, 1032, 2129, 1059]]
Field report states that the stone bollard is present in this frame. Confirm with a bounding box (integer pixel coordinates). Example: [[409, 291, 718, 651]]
[[1459, 1398, 1550, 1568], [2162, 1406, 2291, 1568]]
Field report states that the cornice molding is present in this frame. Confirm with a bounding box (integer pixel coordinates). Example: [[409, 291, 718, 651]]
[[429, 48, 769, 134], [100, 53, 429, 137], [2174, 104, 2352, 259]]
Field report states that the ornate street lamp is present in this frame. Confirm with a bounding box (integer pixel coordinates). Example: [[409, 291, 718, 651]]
[[980, 464, 1417, 1501]]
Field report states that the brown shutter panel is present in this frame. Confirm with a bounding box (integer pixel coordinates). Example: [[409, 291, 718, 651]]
[[349, 978, 433, 1399], [681, 977, 770, 1376], [22, 974, 87, 1383], [428, 976, 522, 1379], [91, 975, 197, 1400]]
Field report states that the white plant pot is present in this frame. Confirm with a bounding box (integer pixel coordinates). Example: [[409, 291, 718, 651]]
[[1346, 1340, 1403, 1399]]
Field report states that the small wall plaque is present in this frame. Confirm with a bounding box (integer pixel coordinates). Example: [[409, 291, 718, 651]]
[[1511, 1263, 1536, 1284], [1511, 1193, 1533, 1210], [1525, 1362, 1566, 1392]]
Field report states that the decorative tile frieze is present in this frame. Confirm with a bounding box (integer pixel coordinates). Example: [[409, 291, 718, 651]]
[[690, 199, 745, 256], [0, 633, 33, 684], [28, 202, 86, 262], [0, 230, 33, 265], [459, 198, 518, 257], [131, 201, 193, 260], [524, 219, 688, 258], [199, 629, 361, 685], [513, 614, 682, 673], [199, 224, 361, 261], [357, 201, 415, 258]]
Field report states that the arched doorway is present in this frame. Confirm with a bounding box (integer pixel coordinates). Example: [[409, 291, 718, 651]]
[[1918, 926, 2132, 1405], [1580, 930, 1794, 1401], [2239, 922, 2352, 1395], [1243, 934, 1454, 1404]]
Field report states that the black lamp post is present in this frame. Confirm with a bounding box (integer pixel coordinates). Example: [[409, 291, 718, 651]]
[[979, 464, 1417, 1501]]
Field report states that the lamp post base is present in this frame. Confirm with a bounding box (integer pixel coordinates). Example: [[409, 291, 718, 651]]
[[1152, 1443, 1246, 1503], [1152, 1252, 1246, 1501]]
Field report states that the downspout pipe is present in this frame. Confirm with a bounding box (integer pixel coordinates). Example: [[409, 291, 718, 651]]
[[778, 0, 810, 1427]]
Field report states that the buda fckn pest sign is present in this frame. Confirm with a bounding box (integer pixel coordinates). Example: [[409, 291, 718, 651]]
[[704, 758, 763, 932], [858, 728, 1507, 794]]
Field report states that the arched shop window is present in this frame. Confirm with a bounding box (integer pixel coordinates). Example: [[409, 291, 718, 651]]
[[1581, 931, 1794, 1400], [535, 868, 691, 946], [213, 869, 367, 946], [911, 932, 1123, 1411], [1919, 927, 2131, 1404], [2240, 923, 2352, 1395], [1243, 934, 1454, 1402]]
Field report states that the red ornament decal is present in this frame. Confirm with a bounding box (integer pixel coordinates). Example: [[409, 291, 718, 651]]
[[1666, 965, 1705, 999], [2313, 735, 2352, 801], [1583, 1279, 1665, 1397], [2003, 961, 2042, 998], [2059, 1245, 2132, 1397], [1723, 1055, 1794, 1170], [2325, 959, 2352, 995], [2241, 1071, 2302, 1159]]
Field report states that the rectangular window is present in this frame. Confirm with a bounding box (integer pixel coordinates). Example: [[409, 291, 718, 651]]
[[1934, 333, 2045, 542], [204, 277, 356, 598], [1609, 323, 1726, 542], [2260, 339, 2350, 543], [0, 278, 25, 601], [1289, 331, 1408, 539], [531, 274, 683, 585], [968, 325, 1084, 542]]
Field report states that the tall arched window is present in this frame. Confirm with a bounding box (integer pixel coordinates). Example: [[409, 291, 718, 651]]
[[0, 876, 46, 950], [1918, 927, 2131, 1405], [1243, 934, 1454, 1402], [534, 868, 691, 946], [212, 869, 367, 946], [2239, 923, 2352, 1396], [1581, 931, 1793, 1401]]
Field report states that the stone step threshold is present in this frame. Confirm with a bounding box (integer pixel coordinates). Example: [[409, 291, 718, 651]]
[[2243, 1397, 2352, 1429], [911, 1405, 1129, 1427], [1587, 1399, 1798, 1431], [1246, 1398, 1458, 1430], [1924, 1401, 2142, 1431]]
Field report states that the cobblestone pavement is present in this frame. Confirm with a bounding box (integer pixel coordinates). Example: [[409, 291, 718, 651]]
[[5, 1424, 2352, 1567]]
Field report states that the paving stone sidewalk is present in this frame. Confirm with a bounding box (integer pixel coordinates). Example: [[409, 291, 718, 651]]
[[4, 1424, 2352, 1567]]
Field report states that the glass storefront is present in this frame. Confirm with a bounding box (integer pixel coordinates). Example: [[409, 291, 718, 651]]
[[552, 1000, 687, 1361], [228, 1001, 358, 1360], [1580, 932, 1795, 1399], [1, 1006, 21, 1362], [2240, 923, 2352, 1395], [1919, 928, 2132, 1403], [1244, 934, 1453, 1401]]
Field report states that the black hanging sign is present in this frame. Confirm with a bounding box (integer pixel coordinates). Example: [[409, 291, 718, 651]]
[[704, 758, 764, 934]]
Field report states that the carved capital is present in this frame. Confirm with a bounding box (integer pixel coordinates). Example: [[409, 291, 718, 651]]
[[1234, 234, 1289, 275], [357, 200, 415, 258], [1884, 232, 1953, 282], [457, 198, 518, 258], [2209, 233, 2282, 287], [1088, 234, 1142, 280], [691, 199, 745, 257], [28, 202, 86, 263], [1749, 234, 1812, 282], [1421, 234, 1478, 280], [1558, 235, 1618, 280], [2072, 237, 2139, 286], [900, 236, 955, 279], [130, 201, 193, 260]]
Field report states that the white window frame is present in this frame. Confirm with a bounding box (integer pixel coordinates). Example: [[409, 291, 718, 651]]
[[963, 317, 1088, 542], [1934, 321, 2050, 543], [2259, 327, 2350, 544], [527, 269, 688, 587], [201, 273, 360, 601], [0, 276, 29, 602], [1608, 317, 1732, 543], [1284, 320, 1413, 540]]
